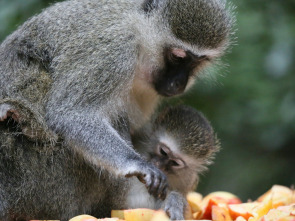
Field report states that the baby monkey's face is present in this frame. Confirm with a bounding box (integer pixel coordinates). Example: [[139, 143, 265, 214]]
[[146, 138, 199, 194], [149, 142, 186, 174]]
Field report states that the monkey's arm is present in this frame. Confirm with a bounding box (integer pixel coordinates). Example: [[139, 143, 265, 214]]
[[45, 105, 167, 199]]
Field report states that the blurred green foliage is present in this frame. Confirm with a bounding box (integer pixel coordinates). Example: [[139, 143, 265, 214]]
[[0, 0, 294, 201]]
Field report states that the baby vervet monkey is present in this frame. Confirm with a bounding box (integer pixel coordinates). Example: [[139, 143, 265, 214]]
[[129, 105, 220, 220]]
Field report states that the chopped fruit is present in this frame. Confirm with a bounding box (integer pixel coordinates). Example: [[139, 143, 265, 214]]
[[235, 216, 247, 221], [187, 192, 203, 213], [111, 210, 125, 219], [257, 185, 294, 208], [248, 198, 272, 221], [211, 205, 232, 221], [228, 202, 260, 220], [69, 214, 98, 221], [261, 208, 291, 221], [202, 191, 242, 206], [97, 219, 120, 221], [124, 208, 155, 221], [276, 204, 295, 214], [150, 210, 170, 221], [69, 185, 295, 221], [201, 197, 229, 219], [192, 211, 202, 220], [277, 216, 295, 221], [201, 191, 241, 220]]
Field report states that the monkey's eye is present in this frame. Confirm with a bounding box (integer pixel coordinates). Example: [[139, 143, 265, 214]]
[[157, 143, 171, 157], [168, 48, 187, 61], [169, 159, 185, 169], [197, 55, 210, 62]]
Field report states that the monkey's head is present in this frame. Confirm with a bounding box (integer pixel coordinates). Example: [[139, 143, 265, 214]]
[[146, 106, 220, 193], [136, 0, 234, 97]]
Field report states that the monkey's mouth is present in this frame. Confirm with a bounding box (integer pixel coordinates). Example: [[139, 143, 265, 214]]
[[154, 74, 188, 97]]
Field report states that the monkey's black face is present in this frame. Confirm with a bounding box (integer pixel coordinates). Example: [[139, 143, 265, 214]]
[[154, 48, 208, 97]]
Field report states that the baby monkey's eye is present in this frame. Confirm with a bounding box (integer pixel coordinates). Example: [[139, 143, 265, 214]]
[[169, 159, 185, 169], [157, 143, 171, 156], [196, 55, 210, 62]]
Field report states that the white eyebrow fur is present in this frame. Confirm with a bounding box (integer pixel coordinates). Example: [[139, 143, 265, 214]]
[[158, 132, 179, 153]]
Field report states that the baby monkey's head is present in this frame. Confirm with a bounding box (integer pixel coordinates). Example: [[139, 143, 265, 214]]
[[134, 105, 220, 194]]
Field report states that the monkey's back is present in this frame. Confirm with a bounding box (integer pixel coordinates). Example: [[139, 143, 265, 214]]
[[0, 0, 139, 113]]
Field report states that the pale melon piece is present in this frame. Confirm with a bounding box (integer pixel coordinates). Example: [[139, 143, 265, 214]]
[[124, 208, 155, 221], [150, 210, 170, 221], [69, 214, 97, 221]]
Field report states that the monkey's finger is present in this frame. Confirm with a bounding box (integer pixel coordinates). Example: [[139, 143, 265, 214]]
[[159, 184, 168, 200], [125, 172, 136, 178], [137, 175, 146, 184], [150, 173, 161, 197], [144, 173, 153, 193], [157, 174, 168, 200]]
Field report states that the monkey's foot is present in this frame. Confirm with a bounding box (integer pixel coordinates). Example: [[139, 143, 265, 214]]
[[0, 104, 19, 121]]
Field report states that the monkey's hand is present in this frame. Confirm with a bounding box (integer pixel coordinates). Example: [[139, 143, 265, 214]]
[[162, 191, 187, 220], [125, 161, 168, 200]]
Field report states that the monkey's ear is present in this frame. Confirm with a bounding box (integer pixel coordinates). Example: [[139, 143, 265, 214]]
[[142, 0, 160, 13]]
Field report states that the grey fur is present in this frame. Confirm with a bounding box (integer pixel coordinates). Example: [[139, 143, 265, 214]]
[[0, 0, 233, 220], [131, 105, 220, 220]]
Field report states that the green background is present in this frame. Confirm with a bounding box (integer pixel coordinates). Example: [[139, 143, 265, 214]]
[[1, 0, 294, 201]]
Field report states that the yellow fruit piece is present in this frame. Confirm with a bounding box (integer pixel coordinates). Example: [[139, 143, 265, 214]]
[[187, 192, 203, 213], [192, 211, 202, 220], [248, 198, 272, 221], [69, 214, 97, 221], [124, 208, 155, 221], [150, 210, 170, 221], [111, 210, 125, 219]]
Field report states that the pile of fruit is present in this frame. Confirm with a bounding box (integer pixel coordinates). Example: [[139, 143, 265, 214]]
[[44, 185, 295, 221]]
